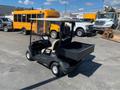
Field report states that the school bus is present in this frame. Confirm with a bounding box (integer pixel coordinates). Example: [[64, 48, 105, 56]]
[[83, 13, 96, 21], [12, 9, 60, 38]]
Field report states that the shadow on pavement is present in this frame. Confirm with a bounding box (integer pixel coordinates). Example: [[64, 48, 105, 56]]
[[20, 76, 63, 90], [20, 55, 101, 90], [68, 55, 102, 77]]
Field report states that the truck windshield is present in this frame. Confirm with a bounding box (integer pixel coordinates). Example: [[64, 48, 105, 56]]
[[1, 18, 9, 22], [97, 13, 114, 19]]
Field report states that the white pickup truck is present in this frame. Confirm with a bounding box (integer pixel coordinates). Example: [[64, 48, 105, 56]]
[[66, 19, 94, 37], [0, 17, 13, 32]]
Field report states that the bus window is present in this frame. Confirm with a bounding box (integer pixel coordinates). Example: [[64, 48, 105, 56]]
[[18, 14, 22, 22], [27, 14, 31, 22], [37, 14, 44, 18], [14, 14, 18, 22], [32, 14, 36, 18], [32, 14, 36, 22], [22, 14, 26, 22]]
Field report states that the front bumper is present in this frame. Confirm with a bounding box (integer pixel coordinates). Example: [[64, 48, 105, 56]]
[[93, 25, 111, 31], [86, 25, 96, 34]]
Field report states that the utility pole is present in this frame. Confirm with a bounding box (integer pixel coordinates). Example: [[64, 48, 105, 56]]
[[65, 3, 67, 14]]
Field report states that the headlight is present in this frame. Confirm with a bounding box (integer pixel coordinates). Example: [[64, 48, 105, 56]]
[[86, 25, 89, 30]]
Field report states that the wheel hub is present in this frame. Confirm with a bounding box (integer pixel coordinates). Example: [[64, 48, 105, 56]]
[[26, 52, 30, 59], [52, 66, 58, 74], [77, 31, 82, 36]]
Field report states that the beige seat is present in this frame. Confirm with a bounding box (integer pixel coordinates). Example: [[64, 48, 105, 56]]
[[41, 39, 59, 54]]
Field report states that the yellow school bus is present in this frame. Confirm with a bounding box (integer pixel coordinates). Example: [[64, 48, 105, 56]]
[[83, 13, 96, 21], [12, 9, 60, 38]]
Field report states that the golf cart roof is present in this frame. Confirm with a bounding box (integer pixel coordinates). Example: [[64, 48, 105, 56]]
[[30, 18, 80, 22]]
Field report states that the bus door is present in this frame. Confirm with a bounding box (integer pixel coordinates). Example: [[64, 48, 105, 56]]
[[37, 14, 44, 34], [31, 14, 37, 33]]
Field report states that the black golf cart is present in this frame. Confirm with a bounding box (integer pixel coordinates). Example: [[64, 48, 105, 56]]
[[26, 18, 95, 77]]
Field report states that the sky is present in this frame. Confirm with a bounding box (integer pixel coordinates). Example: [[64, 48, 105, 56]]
[[104, 0, 120, 8], [0, 0, 110, 12]]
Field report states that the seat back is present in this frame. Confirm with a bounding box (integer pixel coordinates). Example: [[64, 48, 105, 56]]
[[60, 37, 71, 47]]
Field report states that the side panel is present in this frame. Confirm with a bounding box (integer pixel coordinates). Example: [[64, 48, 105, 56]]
[[13, 22, 37, 32]]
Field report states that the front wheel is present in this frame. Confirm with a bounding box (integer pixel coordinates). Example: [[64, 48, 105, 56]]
[[3, 27, 9, 32], [50, 31, 58, 39], [26, 50, 34, 61], [51, 62, 64, 77], [111, 24, 117, 29], [76, 28, 84, 37]]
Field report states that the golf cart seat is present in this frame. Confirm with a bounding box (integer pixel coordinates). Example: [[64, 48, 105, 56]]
[[30, 39, 52, 55], [41, 39, 60, 54], [41, 36, 71, 54]]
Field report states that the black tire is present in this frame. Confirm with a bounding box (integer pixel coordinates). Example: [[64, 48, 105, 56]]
[[51, 62, 64, 77], [22, 28, 29, 35], [50, 31, 58, 39], [26, 50, 34, 61], [76, 28, 84, 37], [3, 27, 9, 32], [112, 24, 117, 29]]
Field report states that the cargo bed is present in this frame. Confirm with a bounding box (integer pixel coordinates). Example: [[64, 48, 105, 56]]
[[56, 42, 94, 62]]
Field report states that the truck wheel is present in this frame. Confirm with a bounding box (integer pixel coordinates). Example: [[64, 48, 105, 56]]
[[26, 51, 34, 61], [76, 28, 84, 37], [50, 31, 58, 39], [112, 24, 117, 29], [3, 27, 9, 32], [51, 62, 64, 77]]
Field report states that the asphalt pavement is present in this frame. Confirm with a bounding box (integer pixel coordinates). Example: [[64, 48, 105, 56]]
[[0, 31, 120, 90]]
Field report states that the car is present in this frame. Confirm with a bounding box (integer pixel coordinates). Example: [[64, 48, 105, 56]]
[[0, 17, 13, 32], [66, 18, 94, 37], [26, 18, 95, 77]]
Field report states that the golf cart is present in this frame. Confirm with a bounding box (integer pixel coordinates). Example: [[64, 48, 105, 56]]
[[26, 18, 95, 77]]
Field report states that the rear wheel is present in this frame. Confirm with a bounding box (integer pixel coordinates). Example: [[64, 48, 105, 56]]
[[51, 62, 64, 77], [22, 28, 29, 35], [50, 31, 58, 39], [76, 28, 84, 37]]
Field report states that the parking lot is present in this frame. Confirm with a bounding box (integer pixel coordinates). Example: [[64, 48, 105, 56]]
[[0, 31, 120, 90]]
